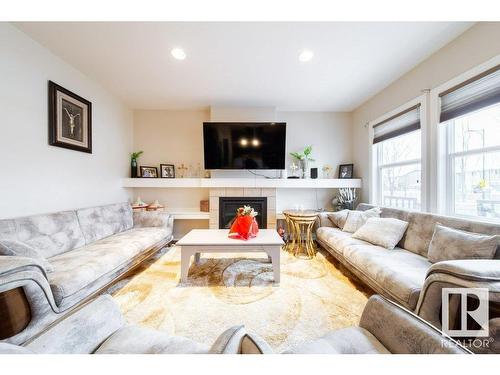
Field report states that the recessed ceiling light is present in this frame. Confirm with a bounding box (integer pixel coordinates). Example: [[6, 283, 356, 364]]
[[171, 48, 186, 60], [298, 50, 314, 62]]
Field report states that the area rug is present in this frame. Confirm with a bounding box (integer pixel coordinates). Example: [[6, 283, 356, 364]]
[[110, 246, 371, 352]]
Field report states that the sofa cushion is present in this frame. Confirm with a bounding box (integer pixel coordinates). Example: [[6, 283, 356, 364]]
[[316, 227, 371, 256], [285, 327, 389, 354], [48, 227, 168, 308], [427, 224, 498, 263], [342, 207, 381, 233], [0, 240, 54, 272], [326, 210, 349, 229], [76, 202, 133, 244], [2, 211, 86, 258], [96, 325, 209, 354], [342, 244, 431, 309], [352, 217, 409, 250]]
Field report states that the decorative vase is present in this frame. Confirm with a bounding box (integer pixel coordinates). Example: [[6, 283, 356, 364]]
[[131, 159, 138, 178], [300, 159, 309, 178]]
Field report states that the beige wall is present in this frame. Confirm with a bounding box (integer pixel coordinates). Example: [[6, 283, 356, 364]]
[[0, 23, 133, 218], [352, 22, 500, 203]]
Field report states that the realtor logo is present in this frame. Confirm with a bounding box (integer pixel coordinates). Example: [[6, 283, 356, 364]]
[[442, 288, 489, 337]]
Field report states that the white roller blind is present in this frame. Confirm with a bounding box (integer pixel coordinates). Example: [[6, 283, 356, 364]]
[[440, 64, 500, 123], [373, 104, 420, 144]]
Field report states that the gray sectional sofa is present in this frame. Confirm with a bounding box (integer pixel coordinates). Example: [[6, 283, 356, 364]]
[[0, 202, 173, 344], [316, 203, 500, 311]]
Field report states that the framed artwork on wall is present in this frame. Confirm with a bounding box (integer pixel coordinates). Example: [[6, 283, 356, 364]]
[[160, 164, 175, 178], [48, 81, 92, 153], [338, 164, 354, 179], [140, 166, 158, 178]]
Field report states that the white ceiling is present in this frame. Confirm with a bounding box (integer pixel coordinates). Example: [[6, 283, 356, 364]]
[[14, 22, 473, 111]]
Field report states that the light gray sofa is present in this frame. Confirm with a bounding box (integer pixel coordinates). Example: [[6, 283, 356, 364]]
[[0, 202, 173, 344], [316, 203, 500, 311]]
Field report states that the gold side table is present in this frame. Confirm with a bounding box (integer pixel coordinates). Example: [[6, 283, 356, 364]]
[[283, 210, 318, 259]]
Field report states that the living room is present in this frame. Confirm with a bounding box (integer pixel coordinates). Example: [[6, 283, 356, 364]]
[[1, 1, 499, 372]]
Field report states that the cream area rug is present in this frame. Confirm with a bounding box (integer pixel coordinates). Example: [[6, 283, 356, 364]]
[[110, 246, 371, 352]]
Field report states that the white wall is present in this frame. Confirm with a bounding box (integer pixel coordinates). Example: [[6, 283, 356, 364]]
[[352, 22, 500, 204], [0, 23, 133, 218]]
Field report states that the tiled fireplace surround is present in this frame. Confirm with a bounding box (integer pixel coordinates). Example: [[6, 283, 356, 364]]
[[209, 188, 277, 229]]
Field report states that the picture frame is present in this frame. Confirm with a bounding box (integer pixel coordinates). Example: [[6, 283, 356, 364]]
[[140, 166, 158, 178], [48, 80, 92, 153], [338, 164, 354, 179], [160, 164, 176, 178]]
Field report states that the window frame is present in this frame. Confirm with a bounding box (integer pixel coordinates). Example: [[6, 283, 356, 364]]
[[444, 111, 500, 219], [430, 54, 500, 220], [368, 94, 428, 211]]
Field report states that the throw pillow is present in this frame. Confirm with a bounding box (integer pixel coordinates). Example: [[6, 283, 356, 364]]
[[427, 224, 498, 263], [342, 207, 382, 233], [352, 217, 409, 250], [0, 240, 54, 272], [327, 210, 349, 229]]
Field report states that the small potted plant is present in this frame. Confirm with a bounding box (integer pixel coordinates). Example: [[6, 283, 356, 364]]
[[290, 145, 315, 178], [130, 151, 143, 178]]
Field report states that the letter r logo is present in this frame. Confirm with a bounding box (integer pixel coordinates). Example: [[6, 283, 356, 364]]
[[442, 288, 489, 337]]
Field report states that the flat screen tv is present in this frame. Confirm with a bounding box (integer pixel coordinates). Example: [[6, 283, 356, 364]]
[[203, 122, 286, 170]]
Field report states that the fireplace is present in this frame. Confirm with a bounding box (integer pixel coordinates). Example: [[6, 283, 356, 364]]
[[219, 197, 268, 229]]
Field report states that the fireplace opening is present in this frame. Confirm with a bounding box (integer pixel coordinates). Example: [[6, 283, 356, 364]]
[[219, 197, 267, 229]]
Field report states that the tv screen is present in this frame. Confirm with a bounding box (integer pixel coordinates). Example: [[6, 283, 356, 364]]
[[203, 122, 286, 170]]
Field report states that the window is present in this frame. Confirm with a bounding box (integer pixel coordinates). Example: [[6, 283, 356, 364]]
[[443, 102, 500, 219], [439, 64, 500, 220], [372, 104, 422, 210]]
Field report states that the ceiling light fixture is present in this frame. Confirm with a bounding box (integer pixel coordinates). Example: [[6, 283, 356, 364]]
[[298, 50, 314, 62], [240, 138, 248, 147], [252, 139, 260, 147], [171, 48, 186, 60]]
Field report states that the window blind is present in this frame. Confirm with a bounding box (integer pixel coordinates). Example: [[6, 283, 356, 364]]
[[372, 104, 420, 144], [439, 64, 500, 123]]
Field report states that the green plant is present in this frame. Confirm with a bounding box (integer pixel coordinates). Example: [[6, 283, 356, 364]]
[[290, 145, 315, 161], [131, 151, 143, 161]]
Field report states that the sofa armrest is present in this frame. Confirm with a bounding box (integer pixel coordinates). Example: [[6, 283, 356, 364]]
[[133, 211, 173, 229], [0, 255, 48, 279], [426, 259, 500, 283], [24, 295, 125, 354], [317, 212, 335, 228], [416, 259, 500, 332], [360, 295, 470, 354]]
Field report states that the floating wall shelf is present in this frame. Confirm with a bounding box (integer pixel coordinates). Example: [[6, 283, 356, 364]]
[[122, 178, 362, 189]]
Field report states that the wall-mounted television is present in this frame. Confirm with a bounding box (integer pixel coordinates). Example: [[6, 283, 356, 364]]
[[203, 122, 286, 170]]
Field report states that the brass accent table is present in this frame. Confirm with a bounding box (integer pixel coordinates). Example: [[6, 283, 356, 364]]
[[283, 209, 319, 259]]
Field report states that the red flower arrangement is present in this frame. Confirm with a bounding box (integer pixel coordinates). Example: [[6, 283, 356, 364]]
[[228, 205, 259, 240]]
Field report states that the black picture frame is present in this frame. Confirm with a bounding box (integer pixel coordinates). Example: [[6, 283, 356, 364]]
[[338, 164, 354, 179], [160, 164, 176, 178], [140, 166, 158, 178], [48, 81, 92, 153]]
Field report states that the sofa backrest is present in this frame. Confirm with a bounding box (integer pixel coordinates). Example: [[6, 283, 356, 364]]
[[357, 203, 500, 259], [0, 211, 85, 258], [76, 202, 133, 244]]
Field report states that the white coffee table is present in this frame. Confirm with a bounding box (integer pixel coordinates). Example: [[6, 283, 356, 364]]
[[176, 229, 284, 284]]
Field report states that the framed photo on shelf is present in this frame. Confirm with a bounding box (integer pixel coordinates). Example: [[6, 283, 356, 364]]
[[160, 164, 175, 178], [338, 164, 354, 179], [140, 166, 158, 178], [48, 80, 92, 153]]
